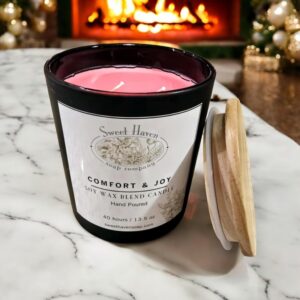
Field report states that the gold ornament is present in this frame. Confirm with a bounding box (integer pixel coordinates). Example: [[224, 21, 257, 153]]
[[272, 30, 288, 49], [33, 17, 47, 33], [246, 45, 260, 55], [0, 2, 22, 22], [279, 0, 294, 12], [287, 31, 300, 61], [252, 31, 265, 44], [267, 0, 294, 28], [264, 44, 273, 55], [0, 32, 17, 49], [244, 51, 285, 72], [8, 19, 23, 36], [22, 20, 28, 28], [40, 0, 57, 13], [253, 21, 263, 31], [285, 11, 300, 33], [268, 25, 276, 32]]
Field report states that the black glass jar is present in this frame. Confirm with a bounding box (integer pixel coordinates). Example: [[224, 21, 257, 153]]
[[44, 43, 215, 243]]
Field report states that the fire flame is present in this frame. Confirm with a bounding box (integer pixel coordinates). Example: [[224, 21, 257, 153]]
[[87, 0, 217, 33]]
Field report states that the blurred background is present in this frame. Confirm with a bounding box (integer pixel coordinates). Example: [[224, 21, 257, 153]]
[[0, 0, 299, 142]]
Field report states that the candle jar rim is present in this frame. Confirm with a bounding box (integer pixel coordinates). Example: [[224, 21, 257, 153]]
[[44, 43, 216, 98]]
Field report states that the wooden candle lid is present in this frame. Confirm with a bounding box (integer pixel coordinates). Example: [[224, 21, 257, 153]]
[[203, 99, 256, 256]]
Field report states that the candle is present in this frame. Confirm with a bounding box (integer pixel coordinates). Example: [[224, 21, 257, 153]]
[[65, 67, 196, 93], [44, 44, 215, 243]]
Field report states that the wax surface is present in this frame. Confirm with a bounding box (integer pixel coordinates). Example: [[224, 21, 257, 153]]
[[65, 67, 195, 93]]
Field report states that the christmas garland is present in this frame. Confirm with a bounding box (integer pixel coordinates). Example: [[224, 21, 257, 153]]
[[246, 0, 300, 71], [0, 0, 56, 49]]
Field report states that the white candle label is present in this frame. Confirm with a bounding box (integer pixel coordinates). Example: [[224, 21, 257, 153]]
[[58, 102, 201, 231]]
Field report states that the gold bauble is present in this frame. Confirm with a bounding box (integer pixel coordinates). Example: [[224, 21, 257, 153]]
[[8, 19, 23, 36], [285, 11, 300, 33], [264, 44, 272, 55], [33, 17, 47, 33], [252, 31, 265, 44], [267, 0, 294, 28], [0, 32, 17, 49], [0, 2, 22, 22], [245, 45, 260, 56], [287, 31, 300, 61], [40, 0, 57, 13], [253, 21, 263, 31], [268, 25, 276, 32], [22, 20, 28, 28], [272, 30, 288, 49], [279, 0, 294, 12]]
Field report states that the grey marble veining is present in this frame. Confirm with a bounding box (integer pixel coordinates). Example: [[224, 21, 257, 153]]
[[0, 49, 300, 300]]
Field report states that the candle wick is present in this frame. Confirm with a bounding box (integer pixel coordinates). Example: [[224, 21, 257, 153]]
[[111, 81, 125, 91], [157, 86, 166, 92]]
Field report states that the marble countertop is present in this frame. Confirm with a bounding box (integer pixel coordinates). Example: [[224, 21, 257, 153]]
[[0, 49, 300, 300]]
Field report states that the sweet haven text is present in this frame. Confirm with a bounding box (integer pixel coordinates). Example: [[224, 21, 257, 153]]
[[99, 125, 159, 139]]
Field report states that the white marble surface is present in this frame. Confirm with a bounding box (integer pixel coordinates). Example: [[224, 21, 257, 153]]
[[0, 49, 300, 300]]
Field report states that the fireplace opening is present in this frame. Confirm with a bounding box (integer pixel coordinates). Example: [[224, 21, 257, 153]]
[[70, 0, 241, 43], [86, 1, 217, 34]]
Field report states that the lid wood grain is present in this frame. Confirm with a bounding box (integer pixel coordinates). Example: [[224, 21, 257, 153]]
[[205, 98, 256, 256]]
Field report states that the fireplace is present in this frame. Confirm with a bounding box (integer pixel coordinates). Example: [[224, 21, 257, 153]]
[[66, 0, 242, 43]]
